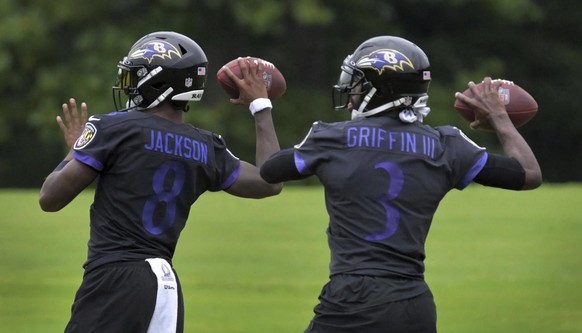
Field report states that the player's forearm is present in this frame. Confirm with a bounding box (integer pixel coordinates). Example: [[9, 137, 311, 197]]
[[253, 108, 280, 167], [39, 170, 78, 211], [493, 121, 542, 190]]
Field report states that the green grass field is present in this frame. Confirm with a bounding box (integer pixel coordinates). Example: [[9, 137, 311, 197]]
[[1, 184, 581, 332]]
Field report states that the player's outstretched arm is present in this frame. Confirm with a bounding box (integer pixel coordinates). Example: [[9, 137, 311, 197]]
[[39, 98, 98, 211], [455, 78, 542, 189], [223, 57, 283, 198]]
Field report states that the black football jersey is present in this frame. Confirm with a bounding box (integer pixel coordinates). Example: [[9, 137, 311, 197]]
[[72, 111, 240, 271], [294, 116, 487, 281]]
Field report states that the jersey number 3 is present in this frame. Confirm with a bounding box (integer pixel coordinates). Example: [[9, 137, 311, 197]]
[[142, 161, 186, 235], [365, 161, 404, 241]]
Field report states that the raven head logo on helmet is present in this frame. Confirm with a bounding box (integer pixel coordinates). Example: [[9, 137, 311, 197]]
[[333, 36, 432, 122], [128, 40, 182, 64], [356, 49, 415, 75], [112, 31, 208, 112]]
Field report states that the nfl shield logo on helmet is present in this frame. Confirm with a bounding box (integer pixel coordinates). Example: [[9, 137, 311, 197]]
[[185, 77, 193, 88]]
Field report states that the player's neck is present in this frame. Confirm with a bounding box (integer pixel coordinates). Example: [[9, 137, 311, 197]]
[[147, 103, 183, 124]]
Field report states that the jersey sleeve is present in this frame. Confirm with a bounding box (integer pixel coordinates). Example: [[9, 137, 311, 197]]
[[260, 148, 308, 183], [437, 126, 488, 190], [72, 118, 116, 171], [293, 121, 336, 176], [207, 133, 241, 191]]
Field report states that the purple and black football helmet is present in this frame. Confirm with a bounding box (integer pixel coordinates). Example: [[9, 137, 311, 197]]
[[333, 36, 432, 119], [113, 31, 208, 111]]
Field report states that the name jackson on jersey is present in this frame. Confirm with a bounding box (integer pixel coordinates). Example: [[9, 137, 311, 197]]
[[144, 129, 208, 164]]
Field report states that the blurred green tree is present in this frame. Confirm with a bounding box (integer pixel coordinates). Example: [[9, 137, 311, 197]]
[[0, 0, 579, 187]]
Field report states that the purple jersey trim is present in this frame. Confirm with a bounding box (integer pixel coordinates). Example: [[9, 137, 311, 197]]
[[213, 164, 241, 191], [73, 151, 104, 171], [294, 151, 309, 174], [458, 152, 488, 189]]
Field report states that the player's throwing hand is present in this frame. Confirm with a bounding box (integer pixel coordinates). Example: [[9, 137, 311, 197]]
[[57, 98, 88, 149]]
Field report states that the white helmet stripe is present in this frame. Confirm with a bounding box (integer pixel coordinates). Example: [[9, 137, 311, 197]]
[[137, 66, 162, 88], [172, 89, 204, 102]]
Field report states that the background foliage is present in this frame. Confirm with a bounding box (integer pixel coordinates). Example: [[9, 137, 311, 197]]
[[0, 0, 580, 186]]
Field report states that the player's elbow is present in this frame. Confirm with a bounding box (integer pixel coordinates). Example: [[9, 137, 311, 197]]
[[522, 170, 543, 190], [269, 182, 283, 196], [39, 196, 61, 212], [39, 191, 66, 212], [254, 182, 283, 198]]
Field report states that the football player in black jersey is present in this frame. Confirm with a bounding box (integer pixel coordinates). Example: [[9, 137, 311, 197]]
[[39, 31, 282, 333], [260, 36, 542, 333]]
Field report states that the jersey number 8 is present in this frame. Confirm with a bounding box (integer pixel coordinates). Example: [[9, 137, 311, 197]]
[[142, 161, 186, 235]]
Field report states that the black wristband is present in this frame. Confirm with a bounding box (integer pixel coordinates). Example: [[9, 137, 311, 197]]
[[54, 159, 71, 172]]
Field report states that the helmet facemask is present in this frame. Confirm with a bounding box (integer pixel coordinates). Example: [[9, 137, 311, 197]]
[[113, 58, 150, 111], [332, 55, 371, 111]]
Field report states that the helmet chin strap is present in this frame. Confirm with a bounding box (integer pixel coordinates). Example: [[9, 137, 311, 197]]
[[351, 89, 431, 123], [351, 87, 408, 119], [146, 87, 174, 109], [125, 98, 144, 112]]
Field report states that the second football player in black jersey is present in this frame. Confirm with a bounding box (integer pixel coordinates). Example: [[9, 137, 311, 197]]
[[261, 36, 541, 333]]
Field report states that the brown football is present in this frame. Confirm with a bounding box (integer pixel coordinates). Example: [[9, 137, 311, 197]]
[[216, 57, 286, 100], [454, 79, 538, 129]]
